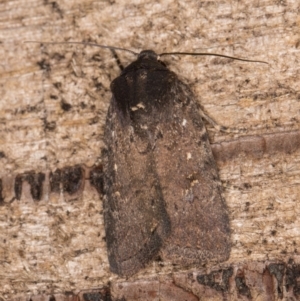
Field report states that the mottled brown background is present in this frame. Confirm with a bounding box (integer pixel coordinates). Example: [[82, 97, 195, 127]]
[[1, 0, 300, 300]]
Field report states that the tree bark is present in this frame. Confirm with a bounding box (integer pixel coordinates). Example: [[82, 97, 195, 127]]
[[1, 0, 300, 300]]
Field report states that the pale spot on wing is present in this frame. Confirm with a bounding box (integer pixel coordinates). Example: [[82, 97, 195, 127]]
[[187, 152, 192, 160]]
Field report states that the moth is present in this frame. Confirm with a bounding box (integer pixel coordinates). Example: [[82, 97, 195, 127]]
[[27, 41, 266, 277], [102, 49, 238, 276]]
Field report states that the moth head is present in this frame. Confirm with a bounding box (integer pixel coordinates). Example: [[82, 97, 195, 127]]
[[138, 50, 158, 61]]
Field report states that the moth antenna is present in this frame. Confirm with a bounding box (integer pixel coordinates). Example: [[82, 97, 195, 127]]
[[24, 41, 138, 56], [159, 51, 269, 65]]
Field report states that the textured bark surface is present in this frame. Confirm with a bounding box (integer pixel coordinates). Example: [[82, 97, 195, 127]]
[[7, 260, 300, 300], [1, 0, 300, 300]]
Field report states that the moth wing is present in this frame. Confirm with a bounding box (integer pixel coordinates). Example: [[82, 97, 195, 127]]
[[103, 96, 170, 276], [153, 79, 231, 265]]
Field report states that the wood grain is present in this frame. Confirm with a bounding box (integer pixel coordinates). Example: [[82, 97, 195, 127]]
[[1, 0, 300, 299]]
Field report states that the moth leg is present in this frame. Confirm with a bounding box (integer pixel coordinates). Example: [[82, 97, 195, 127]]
[[198, 107, 246, 134], [110, 49, 124, 71]]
